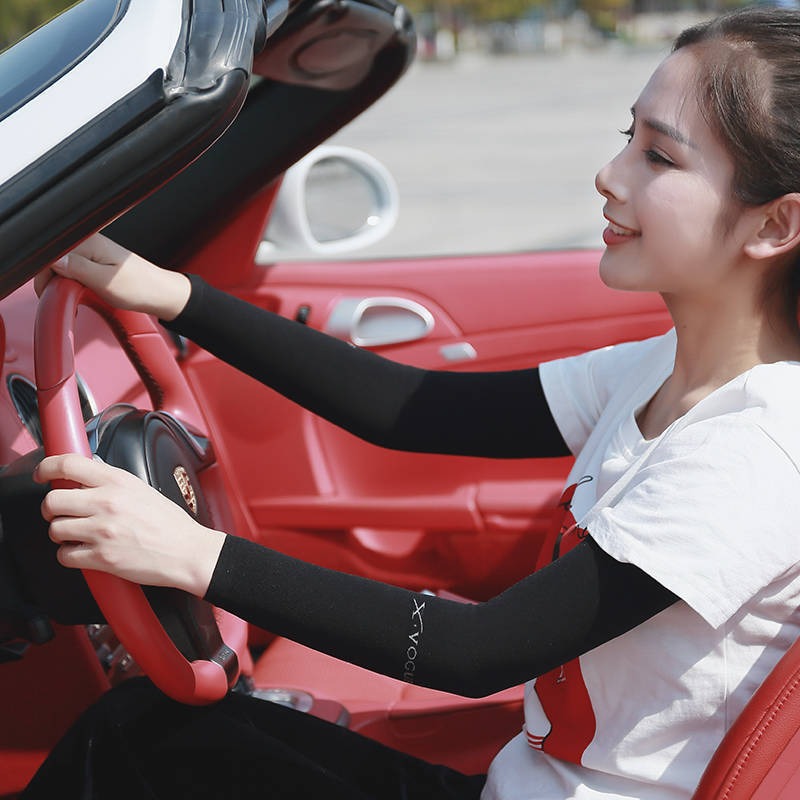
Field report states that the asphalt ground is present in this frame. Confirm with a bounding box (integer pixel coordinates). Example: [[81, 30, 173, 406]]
[[328, 44, 668, 258]]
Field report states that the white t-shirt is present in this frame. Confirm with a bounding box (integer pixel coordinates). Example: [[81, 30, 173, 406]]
[[482, 330, 800, 800]]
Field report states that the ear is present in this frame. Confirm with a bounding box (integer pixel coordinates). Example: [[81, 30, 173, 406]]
[[744, 193, 800, 261]]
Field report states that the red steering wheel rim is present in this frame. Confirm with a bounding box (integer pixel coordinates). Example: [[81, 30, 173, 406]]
[[34, 275, 245, 704]]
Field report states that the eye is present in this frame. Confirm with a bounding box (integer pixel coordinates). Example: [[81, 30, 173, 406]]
[[644, 149, 675, 167], [620, 122, 675, 167]]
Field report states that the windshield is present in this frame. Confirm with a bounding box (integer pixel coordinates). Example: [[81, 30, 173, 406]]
[[0, 0, 125, 123]]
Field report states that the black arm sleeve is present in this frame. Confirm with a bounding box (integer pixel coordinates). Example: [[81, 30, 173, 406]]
[[163, 275, 570, 458], [206, 534, 677, 698]]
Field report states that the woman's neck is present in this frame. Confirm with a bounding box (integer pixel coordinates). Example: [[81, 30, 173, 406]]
[[636, 291, 800, 440]]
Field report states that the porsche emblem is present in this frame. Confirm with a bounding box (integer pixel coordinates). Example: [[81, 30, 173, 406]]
[[173, 466, 198, 515]]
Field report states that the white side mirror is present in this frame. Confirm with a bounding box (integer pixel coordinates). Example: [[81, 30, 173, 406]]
[[257, 145, 399, 260]]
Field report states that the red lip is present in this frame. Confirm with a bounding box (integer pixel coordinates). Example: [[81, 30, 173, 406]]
[[602, 214, 639, 246], [602, 226, 636, 246]]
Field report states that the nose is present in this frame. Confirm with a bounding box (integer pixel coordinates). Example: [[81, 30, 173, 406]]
[[595, 150, 626, 202]]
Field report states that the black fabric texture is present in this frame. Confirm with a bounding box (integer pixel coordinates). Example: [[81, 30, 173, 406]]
[[165, 275, 678, 697], [22, 678, 486, 800], [163, 274, 571, 458], [207, 534, 677, 699]]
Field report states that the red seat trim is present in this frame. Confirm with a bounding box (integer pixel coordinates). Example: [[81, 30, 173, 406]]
[[693, 637, 800, 799]]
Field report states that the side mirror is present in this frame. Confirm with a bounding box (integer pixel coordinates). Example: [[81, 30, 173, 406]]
[[257, 145, 399, 260]]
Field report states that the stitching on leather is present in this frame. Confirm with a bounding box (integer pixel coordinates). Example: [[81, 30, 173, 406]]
[[105, 314, 166, 410], [719, 670, 800, 799]]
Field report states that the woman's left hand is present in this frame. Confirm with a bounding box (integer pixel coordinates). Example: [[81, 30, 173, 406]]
[[35, 454, 226, 597], [34, 233, 191, 320]]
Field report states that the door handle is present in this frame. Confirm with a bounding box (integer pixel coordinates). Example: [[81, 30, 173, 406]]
[[325, 297, 434, 347]]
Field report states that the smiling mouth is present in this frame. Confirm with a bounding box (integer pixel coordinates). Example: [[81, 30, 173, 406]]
[[604, 216, 639, 237], [602, 215, 640, 247]]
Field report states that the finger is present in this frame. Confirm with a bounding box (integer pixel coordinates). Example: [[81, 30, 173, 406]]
[[60, 251, 115, 288], [55, 541, 99, 571], [60, 247, 148, 312], [48, 515, 98, 545], [33, 256, 69, 297], [41, 485, 105, 522], [72, 232, 128, 266], [70, 232, 110, 260], [33, 268, 53, 298], [35, 453, 123, 488], [55, 535, 128, 575]]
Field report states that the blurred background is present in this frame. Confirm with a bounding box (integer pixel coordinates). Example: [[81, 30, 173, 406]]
[[2, 1, 789, 258], [0, 1, 73, 50], [0, 0, 780, 53]]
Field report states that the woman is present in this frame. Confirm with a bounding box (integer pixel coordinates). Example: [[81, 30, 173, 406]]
[[25, 7, 800, 798]]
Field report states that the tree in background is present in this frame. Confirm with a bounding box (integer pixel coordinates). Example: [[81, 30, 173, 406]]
[[0, 0, 74, 50]]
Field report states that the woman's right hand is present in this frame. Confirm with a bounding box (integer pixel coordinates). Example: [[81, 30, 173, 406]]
[[34, 233, 191, 321], [36, 453, 226, 597]]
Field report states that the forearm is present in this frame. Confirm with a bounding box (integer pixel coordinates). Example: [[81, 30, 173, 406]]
[[140, 268, 191, 321], [164, 275, 570, 458], [205, 535, 677, 698]]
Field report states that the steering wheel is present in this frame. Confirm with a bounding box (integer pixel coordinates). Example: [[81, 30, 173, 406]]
[[34, 275, 247, 705]]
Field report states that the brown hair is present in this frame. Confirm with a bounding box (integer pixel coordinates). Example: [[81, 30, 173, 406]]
[[674, 6, 800, 312], [674, 6, 800, 206]]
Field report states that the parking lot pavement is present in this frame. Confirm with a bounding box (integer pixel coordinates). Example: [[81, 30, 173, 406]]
[[329, 44, 667, 258]]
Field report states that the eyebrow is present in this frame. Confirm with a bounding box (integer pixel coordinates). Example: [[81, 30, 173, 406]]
[[631, 106, 697, 149]]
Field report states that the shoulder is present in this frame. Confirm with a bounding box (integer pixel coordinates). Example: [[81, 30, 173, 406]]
[[557, 329, 675, 410], [539, 330, 675, 454], [670, 361, 800, 471], [542, 329, 675, 384], [742, 362, 800, 461]]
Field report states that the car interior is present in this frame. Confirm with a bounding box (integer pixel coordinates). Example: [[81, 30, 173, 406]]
[[0, 0, 799, 797]]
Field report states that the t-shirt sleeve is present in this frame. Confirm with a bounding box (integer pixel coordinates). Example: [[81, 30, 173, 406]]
[[585, 419, 800, 628], [539, 332, 674, 456]]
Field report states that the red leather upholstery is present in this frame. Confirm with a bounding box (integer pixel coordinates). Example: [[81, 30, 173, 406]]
[[693, 637, 800, 798]]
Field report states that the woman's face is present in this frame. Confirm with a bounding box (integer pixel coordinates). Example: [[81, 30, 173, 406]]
[[595, 47, 757, 299]]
